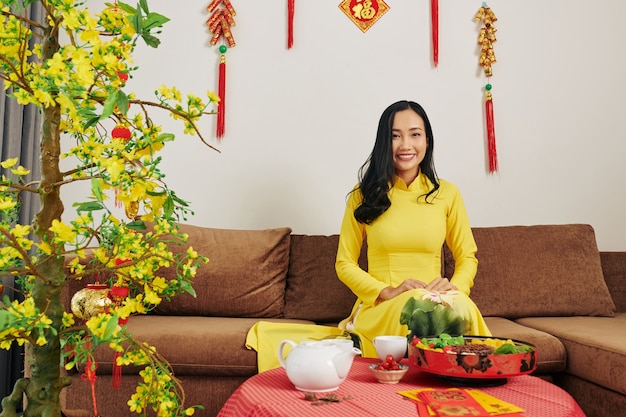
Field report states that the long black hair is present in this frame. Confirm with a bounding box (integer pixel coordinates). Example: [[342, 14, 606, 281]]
[[353, 100, 440, 224]]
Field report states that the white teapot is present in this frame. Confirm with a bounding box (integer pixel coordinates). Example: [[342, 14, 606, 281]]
[[278, 339, 361, 392]]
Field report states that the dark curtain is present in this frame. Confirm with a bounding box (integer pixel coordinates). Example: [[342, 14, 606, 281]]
[[0, 1, 44, 400]]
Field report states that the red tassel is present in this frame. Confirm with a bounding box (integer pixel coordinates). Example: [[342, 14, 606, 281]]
[[112, 352, 122, 389], [485, 95, 498, 173], [109, 284, 129, 389], [216, 54, 226, 139], [287, 0, 295, 49], [82, 355, 98, 416], [431, 0, 438, 67]]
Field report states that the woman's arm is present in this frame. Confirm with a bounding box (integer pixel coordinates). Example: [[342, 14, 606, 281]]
[[335, 190, 388, 306], [443, 182, 478, 295]]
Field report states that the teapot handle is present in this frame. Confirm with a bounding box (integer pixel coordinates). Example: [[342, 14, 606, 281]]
[[277, 340, 297, 369]]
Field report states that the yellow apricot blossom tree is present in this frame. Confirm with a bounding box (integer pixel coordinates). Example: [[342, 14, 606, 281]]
[[0, 0, 218, 416]]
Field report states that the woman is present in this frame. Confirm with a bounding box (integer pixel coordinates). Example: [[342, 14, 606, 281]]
[[335, 100, 491, 358]]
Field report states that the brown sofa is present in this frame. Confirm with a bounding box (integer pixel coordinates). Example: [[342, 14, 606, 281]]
[[61, 223, 626, 417]]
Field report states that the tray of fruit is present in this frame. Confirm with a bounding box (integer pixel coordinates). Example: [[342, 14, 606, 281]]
[[408, 334, 536, 382]]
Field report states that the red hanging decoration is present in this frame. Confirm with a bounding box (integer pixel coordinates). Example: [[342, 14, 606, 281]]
[[287, 0, 295, 49], [216, 51, 226, 138], [475, 3, 498, 173], [206, 0, 236, 140], [339, 0, 390, 33], [485, 92, 497, 172], [81, 354, 99, 416], [431, 0, 438, 67], [109, 282, 129, 389], [111, 124, 131, 207]]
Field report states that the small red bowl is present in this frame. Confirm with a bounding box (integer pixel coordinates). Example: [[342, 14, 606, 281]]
[[408, 336, 536, 380]]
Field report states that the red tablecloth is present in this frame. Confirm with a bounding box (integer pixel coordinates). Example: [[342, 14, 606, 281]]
[[218, 357, 585, 417]]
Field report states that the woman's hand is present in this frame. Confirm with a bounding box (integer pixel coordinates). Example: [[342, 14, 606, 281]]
[[425, 277, 457, 292], [376, 278, 427, 304]]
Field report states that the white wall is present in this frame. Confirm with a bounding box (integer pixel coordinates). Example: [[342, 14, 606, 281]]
[[72, 0, 626, 250]]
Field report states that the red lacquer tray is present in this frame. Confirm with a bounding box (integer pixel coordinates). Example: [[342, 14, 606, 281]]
[[408, 336, 537, 382]]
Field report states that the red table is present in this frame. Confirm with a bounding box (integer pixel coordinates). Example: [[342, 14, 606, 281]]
[[217, 357, 585, 417]]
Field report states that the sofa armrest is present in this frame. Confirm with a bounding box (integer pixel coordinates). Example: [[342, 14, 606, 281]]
[[600, 252, 626, 313]]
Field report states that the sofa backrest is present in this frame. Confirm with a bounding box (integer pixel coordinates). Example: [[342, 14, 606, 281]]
[[444, 224, 616, 318], [282, 235, 363, 323]]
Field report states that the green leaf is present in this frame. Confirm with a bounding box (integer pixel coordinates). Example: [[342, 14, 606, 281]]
[[83, 115, 100, 130], [0, 310, 17, 331], [163, 195, 174, 219], [139, 0, 149, 14], [100, 90, 118, 120], [170, 192, 189, 207], [91, 178, 103, 203], [180, 280, 197, 298], [126, 220, 147, 231], [73, 201, 105, 212], [141, 33, 161, 48], [157, 133, 175, 143], [113, 1, 136, 14], [145, 189, 167, 197], [399, 297, 416, 327], [116, 90, 129, 116], [77, 107, 97, 119], [102, 316, 119, 340], [142, 13, 170, 31], [131, 4, 143, 34]]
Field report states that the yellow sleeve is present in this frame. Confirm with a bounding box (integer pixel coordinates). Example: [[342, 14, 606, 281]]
[[443, 182, 478, 295], [335, 189, 387, 306]]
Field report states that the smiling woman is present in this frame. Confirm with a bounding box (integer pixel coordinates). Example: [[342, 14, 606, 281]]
[[335, 100, 491, 358], [391, 108, 429, 187]]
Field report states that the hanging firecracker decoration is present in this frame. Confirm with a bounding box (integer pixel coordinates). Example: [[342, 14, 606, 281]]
[[109, 269, 130, 389], [70, 282, 111, 415], [339, 0, 389, 33], [111, 124, 131, 209], [287, 0, 295, 49], [475, 2, 498, 173], [206, 0, 236, 139], [70, 278, 131, 398], [431, 0, 438, 67]]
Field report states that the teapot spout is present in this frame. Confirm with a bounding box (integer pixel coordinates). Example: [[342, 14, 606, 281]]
[[333, 347, 361, 379]]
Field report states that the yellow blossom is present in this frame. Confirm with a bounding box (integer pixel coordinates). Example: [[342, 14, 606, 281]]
[[37, 241, 52, 255], [11, 166, 30, 176], [206, 91, 220, 103], [128, 394, 143, 413], [0, 158, 18, 168], [143, 286, 161, 305], [62, 311, 75, 328], [0, 198, 17, 211], [11, 224, 31, 238], [186, 247, 198, 259], [50, 219, 77, 243], [151, 277, 167, 293]]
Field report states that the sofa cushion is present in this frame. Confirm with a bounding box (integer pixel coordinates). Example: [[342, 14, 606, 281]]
[[484, 317, 566, 374], [445, 224, 615, 318], [516, 314, 626, 396], [283, 235, 364, 323], [156, 225, 291, 318], [599, 252, 626, 313]]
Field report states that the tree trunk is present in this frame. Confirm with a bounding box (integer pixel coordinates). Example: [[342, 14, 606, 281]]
[[0, 22, 71, 417]]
